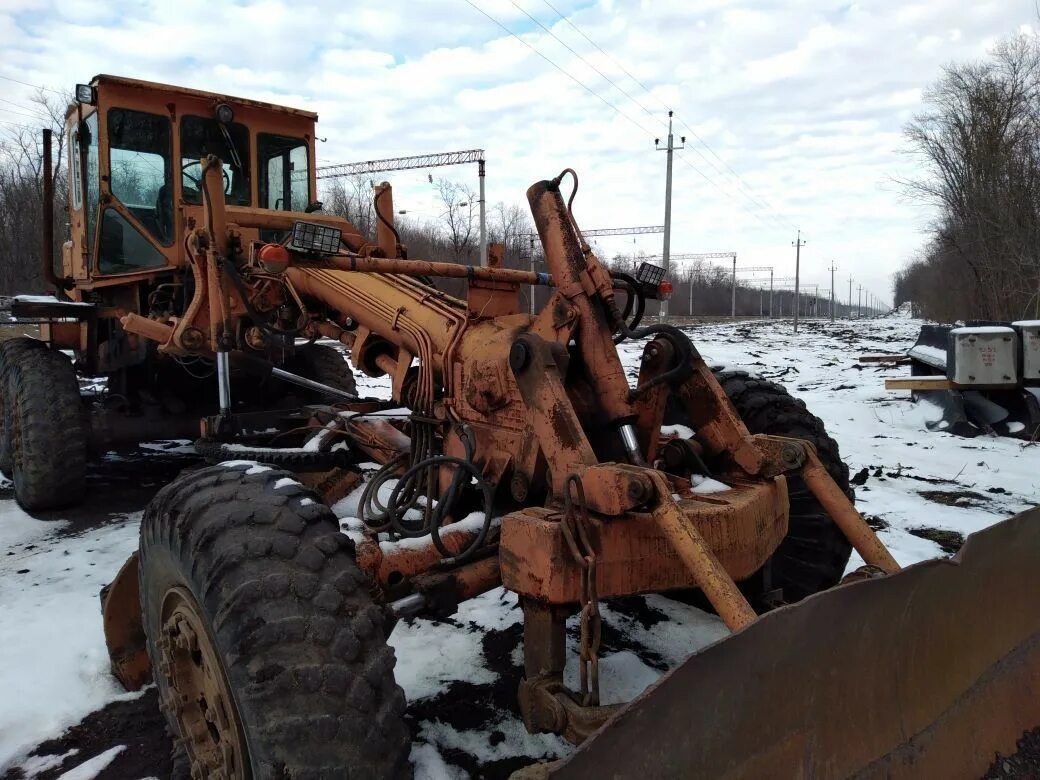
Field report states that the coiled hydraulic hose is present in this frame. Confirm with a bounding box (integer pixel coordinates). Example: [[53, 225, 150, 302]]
[[359, 420, 494, 565]]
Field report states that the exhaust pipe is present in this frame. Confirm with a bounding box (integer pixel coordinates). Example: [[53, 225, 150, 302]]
[[41, 128, 69, 296]]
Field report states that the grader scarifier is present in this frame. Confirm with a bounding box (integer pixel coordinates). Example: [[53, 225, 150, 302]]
[[5, 75, 1040, 778]]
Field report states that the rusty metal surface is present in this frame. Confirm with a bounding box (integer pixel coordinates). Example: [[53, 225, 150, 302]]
[[101, 552, 150, 691], [500, 476, 787, 603], [644, 470, 757, 631], [547, 507, 1040, 780]]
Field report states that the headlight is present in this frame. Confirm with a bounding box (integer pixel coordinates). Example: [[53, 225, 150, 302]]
[[75, 83, 96, 105], [215, 102, 234, 124], [289, 221, 341, 255]]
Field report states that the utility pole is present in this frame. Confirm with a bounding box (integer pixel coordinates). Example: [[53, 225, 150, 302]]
[[769, 269, 774, 318], [528, 236, 537, 316], [857, 285, 863, 318], [848, 276, 853, 319], [828, 262, 837, 322], [731, 255, 737, 317], [792, 230, 805, 332], [656, 112, 684, 321], [477, 158, 487, 266]]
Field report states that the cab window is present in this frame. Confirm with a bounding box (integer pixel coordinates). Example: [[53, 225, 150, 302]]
[[180, 116, 250, 206], [84, 112, 100, 258], [259, 134, 310, 211], [107, 108, 173, 246]]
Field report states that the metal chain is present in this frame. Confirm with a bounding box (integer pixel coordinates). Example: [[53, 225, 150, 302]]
[[561, 474, 602, 706]]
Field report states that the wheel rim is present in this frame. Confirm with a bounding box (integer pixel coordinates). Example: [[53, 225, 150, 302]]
[[158, 587, 249, 779]]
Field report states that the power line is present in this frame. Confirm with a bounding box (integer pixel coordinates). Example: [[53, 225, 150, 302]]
[[0, 106, 46, 122], [536, 0, 799, 232], [464, 1, 795, 237], [508, 1, 664, 128], [0, 73, 63, 95], [459, 0, 658, 139], [0, 97, 49, 120]]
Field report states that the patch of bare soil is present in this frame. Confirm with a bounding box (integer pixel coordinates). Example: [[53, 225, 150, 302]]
[[0, 689, 174, 780], [907, 526, 966, 555], [985, 727, 1040, 779], [918, 489, 991, 508]]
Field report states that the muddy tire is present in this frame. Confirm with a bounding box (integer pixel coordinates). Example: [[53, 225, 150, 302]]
[[294, 343, 357, 398], [5, 345, 86, 510], [139, 463, 411, 779], [714, 370, 853, 605], [0, 337, 47, 474]]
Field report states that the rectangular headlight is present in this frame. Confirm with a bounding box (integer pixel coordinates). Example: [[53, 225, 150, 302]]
[[635, 261, 666, 287], [288, 221, 341, 255], [75, 83, 96, 105]]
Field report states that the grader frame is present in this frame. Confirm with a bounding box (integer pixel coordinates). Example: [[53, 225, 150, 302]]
[[16, 76, 1034, 775]]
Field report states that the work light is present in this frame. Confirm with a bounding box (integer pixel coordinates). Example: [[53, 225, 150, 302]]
[[289, 221, 341, 255]]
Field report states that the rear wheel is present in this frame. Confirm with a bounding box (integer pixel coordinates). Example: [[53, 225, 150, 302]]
[[0, 337, 47, 474], [293, 343, 357, 399], [714, 370, 853, 605], [5, 345, 87, 510], [139, 463, 410, 778]]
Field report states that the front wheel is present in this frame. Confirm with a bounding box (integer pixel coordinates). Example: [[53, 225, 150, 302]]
[[5, 344, 86, 510], [714, 370, 853, 605], [139, 464, 411, 778]]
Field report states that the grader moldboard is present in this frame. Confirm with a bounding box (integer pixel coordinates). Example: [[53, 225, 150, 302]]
[[4, 75, 1039, 778]]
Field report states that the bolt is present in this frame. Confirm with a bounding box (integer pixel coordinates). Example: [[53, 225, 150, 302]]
[[780, 443, 805, 470], [627, 478, 649, 503], [509, 340, 530, 373], [511, 473, 529, 502]]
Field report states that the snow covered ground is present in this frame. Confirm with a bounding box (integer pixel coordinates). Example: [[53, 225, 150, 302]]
[[1, 316, 1037, 779]]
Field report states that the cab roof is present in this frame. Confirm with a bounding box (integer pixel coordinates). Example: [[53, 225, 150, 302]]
[[89, 74, 319, 121]]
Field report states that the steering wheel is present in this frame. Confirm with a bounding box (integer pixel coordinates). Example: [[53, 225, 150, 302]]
[[181, 160, 231, 195]]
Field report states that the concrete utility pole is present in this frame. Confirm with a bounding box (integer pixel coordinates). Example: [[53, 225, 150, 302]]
[[792, 230, 805, 333], [656, 112, 684, 320], [731, 255, 737, 317], [828, 262, 837, 322], [477, 158, 487, 266]]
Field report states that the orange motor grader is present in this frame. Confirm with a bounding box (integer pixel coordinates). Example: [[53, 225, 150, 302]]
[[6, 75, 1040, 778]]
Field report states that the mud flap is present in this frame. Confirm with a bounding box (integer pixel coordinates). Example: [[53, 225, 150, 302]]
[[545, 508, 1040, 779], [100, 551, 151, 690]]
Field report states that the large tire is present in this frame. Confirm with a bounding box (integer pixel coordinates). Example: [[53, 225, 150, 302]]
[[6, 345, 86, 510], [713, 370, 853, 605], [293, 343, 357, 398], [139, 463, 410, 779], [0, 337, 47, 474]]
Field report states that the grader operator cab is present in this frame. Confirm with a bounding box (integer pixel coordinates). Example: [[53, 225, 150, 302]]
[[2, 76, 1039, 778]]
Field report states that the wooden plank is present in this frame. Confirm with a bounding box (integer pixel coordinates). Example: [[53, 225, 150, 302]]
[[885, 377, 955, 391], [860, 355, 910, 364]]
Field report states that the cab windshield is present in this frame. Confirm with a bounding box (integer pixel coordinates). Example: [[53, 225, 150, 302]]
[[180, 116, 250, 206]]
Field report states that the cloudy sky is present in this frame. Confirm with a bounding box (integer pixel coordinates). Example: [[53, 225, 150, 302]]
[[1, 0, 1035, 304]]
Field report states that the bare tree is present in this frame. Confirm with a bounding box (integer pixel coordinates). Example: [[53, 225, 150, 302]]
[[320, 175, 375, 239], [897, 32, 1040, 320], [0, 90, 71, 294], [433, 178, 477, 262]]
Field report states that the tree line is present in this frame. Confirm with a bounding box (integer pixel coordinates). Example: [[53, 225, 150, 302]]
[[896, 33, 1040, 322]]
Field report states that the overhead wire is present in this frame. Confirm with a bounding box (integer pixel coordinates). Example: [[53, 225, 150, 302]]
[[536, 0, 800, 233], [459, 0, 660, 139], [0, 73, 64, 95], [472, 0, 795, 236]]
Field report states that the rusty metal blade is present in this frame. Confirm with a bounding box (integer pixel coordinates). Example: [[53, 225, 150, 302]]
[[547, 507, 1040, 779], [101, 551, 151, 691]]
